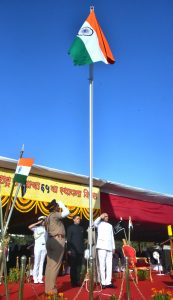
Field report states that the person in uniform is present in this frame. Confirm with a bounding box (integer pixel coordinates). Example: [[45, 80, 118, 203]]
[[67, 215, 85, 287], [45, 199, 69, 295], [28, 216, 47, 284], [94, 212, 115, 289]]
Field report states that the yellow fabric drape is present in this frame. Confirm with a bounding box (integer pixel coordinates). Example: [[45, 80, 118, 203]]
[[1, 196, 100, 220]]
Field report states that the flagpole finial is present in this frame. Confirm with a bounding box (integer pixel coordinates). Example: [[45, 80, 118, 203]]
[[21, 144, 24, 152], [90, 6, 94, 12], [20, 144, 24, 157]]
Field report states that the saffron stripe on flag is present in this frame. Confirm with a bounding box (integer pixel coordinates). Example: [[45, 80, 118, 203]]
[[18, 158, 34, 167]]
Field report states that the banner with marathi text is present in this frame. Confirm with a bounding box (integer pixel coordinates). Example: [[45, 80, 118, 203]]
[[0, 168, 100, 209]]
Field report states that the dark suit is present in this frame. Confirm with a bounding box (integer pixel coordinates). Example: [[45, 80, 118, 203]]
[[67, 223, 84, 286]]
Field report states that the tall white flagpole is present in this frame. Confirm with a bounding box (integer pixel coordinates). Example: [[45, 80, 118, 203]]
[[89, 62, 94, 258], [88, 61, 94, 300], [88, 8, 95, 300]]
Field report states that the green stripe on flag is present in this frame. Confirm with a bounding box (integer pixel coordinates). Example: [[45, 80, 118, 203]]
[[68, 37, 93, 65], [13, 174, 27, 184]]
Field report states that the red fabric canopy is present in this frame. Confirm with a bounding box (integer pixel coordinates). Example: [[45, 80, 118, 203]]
[[101, 192, 173, 225]]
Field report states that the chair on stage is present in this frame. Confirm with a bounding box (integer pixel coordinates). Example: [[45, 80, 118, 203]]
[[122, 243, 153, 284]]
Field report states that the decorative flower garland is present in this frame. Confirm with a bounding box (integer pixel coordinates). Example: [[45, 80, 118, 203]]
[[151, 288, 173, 300], [1, 195, 100, 220]]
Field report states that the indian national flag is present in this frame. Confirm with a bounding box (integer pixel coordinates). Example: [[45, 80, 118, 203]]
[[13, 158, 34, 184], [68, 9, 115, 65], [128, 216, 133, 230]]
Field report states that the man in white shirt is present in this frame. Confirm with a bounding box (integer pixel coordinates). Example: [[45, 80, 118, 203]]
[[28, 216, 47, 284], [94, 212, 115, 289]]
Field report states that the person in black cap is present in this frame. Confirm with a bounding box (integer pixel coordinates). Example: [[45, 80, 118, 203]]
[[67, 215, 85, 287], [45, 199, 69, 295]]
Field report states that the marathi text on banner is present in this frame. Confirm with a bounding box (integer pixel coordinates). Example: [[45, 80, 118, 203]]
[[0, 168, 100, 209]]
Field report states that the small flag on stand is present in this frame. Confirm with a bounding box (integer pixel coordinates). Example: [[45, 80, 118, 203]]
[[13, 158, 34, 185], [114, 218, 124, 234], [68, 9, 115, 65], [128, 216, 133, 230]]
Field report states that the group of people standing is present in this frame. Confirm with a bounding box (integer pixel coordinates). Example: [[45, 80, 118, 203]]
[[29, 199, 70, 294], [29, 199, 116, 295]]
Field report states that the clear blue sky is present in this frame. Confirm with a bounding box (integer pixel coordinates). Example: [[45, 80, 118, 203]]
[[0, 0, 173, 195]]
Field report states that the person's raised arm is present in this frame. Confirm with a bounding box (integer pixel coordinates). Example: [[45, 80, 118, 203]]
[[94, 213, 106, 227], [57, 201, 70, 218], [28, 220, 43, 230]]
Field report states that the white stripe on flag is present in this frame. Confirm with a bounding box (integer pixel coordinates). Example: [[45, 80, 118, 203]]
[[79, 21, 107, 64], [15, 165, 31, 176]]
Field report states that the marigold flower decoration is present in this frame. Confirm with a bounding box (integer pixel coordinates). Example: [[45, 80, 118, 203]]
[[151, 288, 173, 300], [44, 292, 65, 300]]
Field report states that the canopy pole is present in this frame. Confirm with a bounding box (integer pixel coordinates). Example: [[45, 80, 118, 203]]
[[3, 144, 24, 226], [0, 186, 9, 299], [3, 183, 22, 237]]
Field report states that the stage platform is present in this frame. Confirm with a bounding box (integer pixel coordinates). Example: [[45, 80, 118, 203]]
[[0, 272, 173, 300]]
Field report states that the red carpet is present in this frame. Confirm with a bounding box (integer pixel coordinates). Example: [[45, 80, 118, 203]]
[[0, 272, 173, 300]]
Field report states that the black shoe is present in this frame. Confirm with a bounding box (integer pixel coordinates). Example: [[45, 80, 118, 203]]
[[71, 282, 81, 287], [71, 283, 78, 287], [102, 285, 106, 289], [106, 283, 115, 288], [76, 283, 81, 287]]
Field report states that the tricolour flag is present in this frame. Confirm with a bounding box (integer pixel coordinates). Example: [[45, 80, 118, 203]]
[[128, 216, 133, 230], [68, 9, 115, 65], [13, 158, 34, 184]]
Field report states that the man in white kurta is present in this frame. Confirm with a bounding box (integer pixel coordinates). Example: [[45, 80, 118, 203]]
[[94, 213, 115, 288], [28, 216, 47, 283]]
